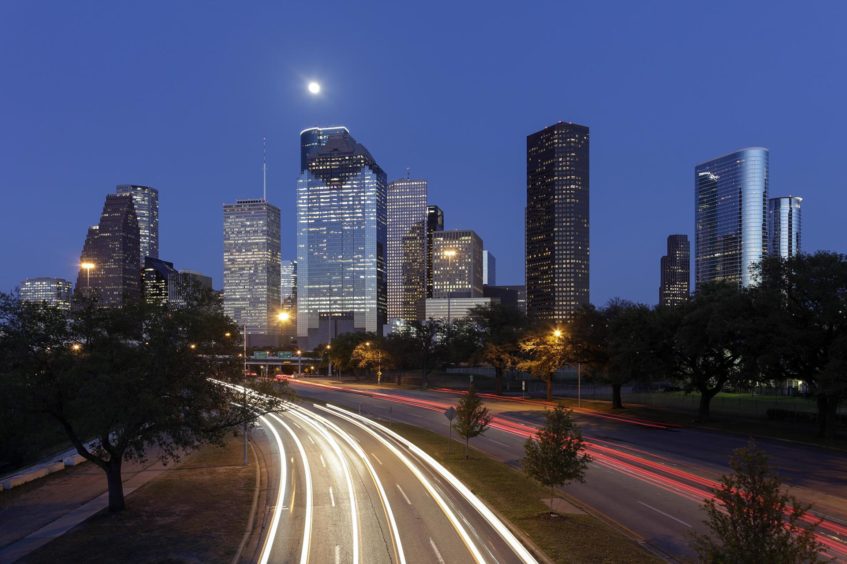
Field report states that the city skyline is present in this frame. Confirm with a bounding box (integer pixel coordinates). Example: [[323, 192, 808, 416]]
[[2, 3, 845, 307]]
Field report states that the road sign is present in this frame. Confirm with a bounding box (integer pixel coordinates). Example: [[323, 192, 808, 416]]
[[444, 407, 457, 422]]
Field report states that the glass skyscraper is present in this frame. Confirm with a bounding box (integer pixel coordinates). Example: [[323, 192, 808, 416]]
[[482, 250, 496, 286], [659, 234, 690, 307], [767, 196, 802, 259], [116, 184, 159, 264], [223, 199, 281, 338], [695, 147, 768, 289], [526, 121, 590, 323], [20, 277, 73, 310], [76, 193, 141, 306], [297, 127, 387, 349], [387, 178, 428, 322]]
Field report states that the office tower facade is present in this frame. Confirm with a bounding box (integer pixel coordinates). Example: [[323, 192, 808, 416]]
[[19, 277, 73, 310], [172, 270, 213, 306], [526, 121, 590, 323], [426, 205, 444, 298], [142, 257, 178, 305], [659, 234, 690, 307], [297, 127, 387, 349], [695, 147, 768, 289], [223, 199, 281, 338], [281, 260, 297, 306], [424, 297, 493, 322], [767, 196, 802, 259], [387, 178, 428, 321], [116, 184, 159, 264], [484, 284, 526, 313], [482, 250, 496, 286], [300, 126, 350, 172], [76, 193, 141, 306], [431, 230, 483, 298]]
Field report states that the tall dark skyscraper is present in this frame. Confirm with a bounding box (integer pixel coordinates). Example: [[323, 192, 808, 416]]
[[659, 234, 690, 307], [142, 257, 178, 305], [426, 205, 444, 299], [695, 147, 768, 289], [525, 121, 590, 323], [387, 178, 428, 322], [115, 184, 159, 264], [76, 193, 141, 306], [767, 195, 802, 259], [297, 127, 387, 349]]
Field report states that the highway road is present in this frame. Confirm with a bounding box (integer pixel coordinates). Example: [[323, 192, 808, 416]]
[[286, 378, 847, 562], [250, 399, 539, 564]]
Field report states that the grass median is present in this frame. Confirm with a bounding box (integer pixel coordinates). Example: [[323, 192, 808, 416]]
[[22, 435, 256, 563], [390, 420, 661, 564]]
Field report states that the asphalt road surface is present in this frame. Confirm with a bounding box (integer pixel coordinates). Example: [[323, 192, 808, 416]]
[[287, 379, 847, 562], [251, 399, 538, 564]]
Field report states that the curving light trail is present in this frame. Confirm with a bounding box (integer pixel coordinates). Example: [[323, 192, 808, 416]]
[[270, 413, 314, 564], [257, 414, 287, 564], [323, 403, 540, 564]]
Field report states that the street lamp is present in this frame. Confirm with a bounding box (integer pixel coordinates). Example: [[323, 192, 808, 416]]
[[296, 349, 302, 377], [326, 344, 332, 378], [80, 261, 95, 288], [552, 327, 580, 407], [70, 343, 82, 352]]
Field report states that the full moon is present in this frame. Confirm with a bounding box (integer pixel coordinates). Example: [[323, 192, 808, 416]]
[[307, 81, 321, 95]]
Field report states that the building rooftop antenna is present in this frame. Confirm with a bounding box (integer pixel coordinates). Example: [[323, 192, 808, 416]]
[[262, 137, 268, 201]]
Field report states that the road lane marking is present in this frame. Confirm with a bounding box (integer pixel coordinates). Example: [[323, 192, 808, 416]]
[[307, 435, 315, 445], [486, 437, 509, 448], [271, 414, 314, 564], [335, 545, 341, 564], [323, 403, 538, 564], [329, 486, 336, 507], [637, 501, 692, 528], [257, 415, 287, 564], [396, 484, 412, 505], [429, 537, 445, 564], [320, 454, 327, 468], [371, 452, 384, 465]]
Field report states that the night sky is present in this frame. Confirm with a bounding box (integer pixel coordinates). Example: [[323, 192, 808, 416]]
[[1, 2, 845, 305]]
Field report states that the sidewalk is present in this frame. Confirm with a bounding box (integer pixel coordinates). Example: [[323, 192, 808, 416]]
[[0, 453, 167, 563]]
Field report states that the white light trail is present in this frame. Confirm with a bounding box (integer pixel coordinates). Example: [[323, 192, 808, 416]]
[[288, 409, 360, 564], [291, 405, 406, 564], [271, 413, 313, 564], [315, 404, 487, 564], [324, 403, 538, 564], [257, 414, 287, 564]]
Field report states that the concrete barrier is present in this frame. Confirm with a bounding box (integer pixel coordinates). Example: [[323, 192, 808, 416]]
[[63, 454, 86, 467], [46, 461, 65, 474], [2, 467, 49, 490]]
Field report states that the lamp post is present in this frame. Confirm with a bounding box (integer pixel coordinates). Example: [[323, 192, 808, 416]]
[[80, 261, 95, 289], [296, 349, 302, 377], [326, 344, 332, 378], [242, 324, 248, 466]]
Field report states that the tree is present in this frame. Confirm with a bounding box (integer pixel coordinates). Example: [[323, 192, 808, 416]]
[[523, 405, 591, 507], [0, 292, 284, 512], [453, 386, 492, 458], [469, 303, 527, 394], [351, 339, 392, 383], [329, 331, 376, 376], [754, 252, 847, 438], [518, 328, 572, 401], [665, 283, 753, 420], [406, 319, 447, 388], [692, 441, 824, 563]]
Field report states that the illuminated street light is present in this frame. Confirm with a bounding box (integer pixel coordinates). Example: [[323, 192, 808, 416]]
[[553, 328, 563, 338], [70, 343, 82, 352], [80, 261, 95, 288], [189, 343, 197, 350], [277, 311, 291, 322]]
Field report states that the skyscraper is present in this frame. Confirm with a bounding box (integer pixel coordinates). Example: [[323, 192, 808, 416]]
[[426, 205, 444, 298], [659, 234, 690, 307], [431, 230, 484, 298], [526, 121, 590, 323], [281, 260, 297, 306], [116, 184, 159, 264], [19, 277, 73, 310], [767, 196, 802, 259], [482, 250, 496, 286], [297, 127, 387, 349], [76, 193, 141, 306], [223, 199, 281, 340], [695, 147, 768, 289], [387, 178, 428, 321], [142, 257, 178, 305]]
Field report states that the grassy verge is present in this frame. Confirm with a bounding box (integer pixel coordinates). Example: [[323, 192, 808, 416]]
[[22, 436, 255, 563], [391, 421, 660, 564]]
